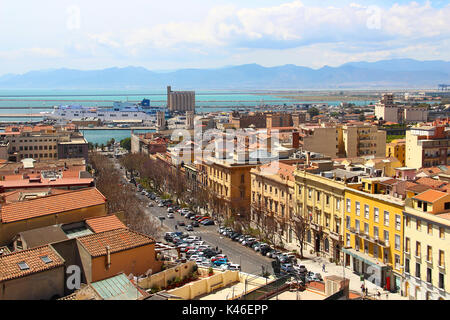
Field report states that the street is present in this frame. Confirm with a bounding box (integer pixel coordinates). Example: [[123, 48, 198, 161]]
[[112, 157, 273, 275]]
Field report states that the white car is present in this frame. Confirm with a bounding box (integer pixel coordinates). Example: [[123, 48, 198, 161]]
[[167, 213, 174, 219], [228, 264, 241, 271], [219, 263, 230, 270], [158, 203, 164, 207], [167, 207, 174, 213], [189, 255, 199, 261]]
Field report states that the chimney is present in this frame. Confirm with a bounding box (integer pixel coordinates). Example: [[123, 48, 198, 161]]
[[106, 246, 111, 269]]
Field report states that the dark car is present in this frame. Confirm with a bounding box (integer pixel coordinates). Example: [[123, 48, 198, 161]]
[[192, 221, 200, 227], [202, 220, 215, 225], [177, 221, 186, 226], [280, 263, 296, 274], [260, 245, 272, 256], [231, 233, 241, 241]]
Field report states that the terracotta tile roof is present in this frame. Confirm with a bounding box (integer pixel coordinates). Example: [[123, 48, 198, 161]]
[[416, 177, 448, 189], [413, 189, 450, 203], [0, 245, 64, 282], [0, 188, 106, 224], [77, 228, 155, 257], [85, 215, 127, 233], [407, 184, 432, 194]]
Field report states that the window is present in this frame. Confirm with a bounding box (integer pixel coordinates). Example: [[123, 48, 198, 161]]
[[355, 219, 360, 232], [406, 216, 411, 227], [364, 223, 369, 235], [317, 191, 320, 201], [395, 254, 400, 270], [417, 219, 421, 231], [18, 261, 29, 270], [326, 194, 330, 205], [405, 237, 410, 253], [439, 250, 445, 267], [373, 226, 379, 238], [355, 201, 360, 216], [346, 233, 350, 247], [40, 255, 53, 264], [427, 268, 432, 283], [416, 263, 421, 278], [384, 211, 390, 227], [240, 174, 244, 184], [384, 230, 389, 242], [416, 241, 421, 258], [364, 204, 369, 219], [308, 189, 312, 199], [374, 208, 379, 223], [405, 258, 410, 273], [392, 235, 400, 251], [427, 246, 432, 262], [439, 273, 445, 290], [346, 216, 351, 229], [439, 227, 445, 239], [427, 223, 433, 235], [373, 245, 378, 258], [336, 199, 341, 210], [395, 215, 401, 231], [346, 199, 351, 212]]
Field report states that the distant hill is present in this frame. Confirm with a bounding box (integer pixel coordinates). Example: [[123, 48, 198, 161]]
[[0, 59, 448, 89]]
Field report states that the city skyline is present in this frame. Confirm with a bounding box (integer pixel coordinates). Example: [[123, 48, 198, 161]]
[[1, 1, 450, 75]]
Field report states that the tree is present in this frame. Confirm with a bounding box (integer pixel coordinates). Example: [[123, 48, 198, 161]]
[[291, 213, 309, 259], [120, 137, 132, 152], [307, 107, 319, 117], [359, 114, 366, 121]]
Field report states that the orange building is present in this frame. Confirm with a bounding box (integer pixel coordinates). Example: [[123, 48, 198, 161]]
[[77, 228, 163, 282]]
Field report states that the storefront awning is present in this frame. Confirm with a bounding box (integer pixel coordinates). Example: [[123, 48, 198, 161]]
[[342, 247, 388, 270]]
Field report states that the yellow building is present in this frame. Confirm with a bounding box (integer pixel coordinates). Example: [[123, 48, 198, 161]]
[[386, 139, 406, 166], [294, 166, 346, 263], [364, 157, 403, 177], [205, 156, 257, 222], [343, 177, 404, 292], [403, 189, 450, 300], [250, 162, 296, 246]]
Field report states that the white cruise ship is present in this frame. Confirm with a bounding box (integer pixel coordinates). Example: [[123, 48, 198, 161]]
[[42, 100, 170, 123]]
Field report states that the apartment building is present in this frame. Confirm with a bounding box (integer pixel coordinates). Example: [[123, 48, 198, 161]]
[[405, 125, 450, 169], [298, 125, 341, 158], [205, 155, 257, 220], [342, 124, 386, 158], [250, 162, 296, 246], [375, 93, 428, 123], [0, 125, 88, 162], [403, 189, 450, 300], [294, 164, 347, 263], [167, 86, 195, 113], [386, 139, 406, 166], [343, 177, 405, 292]]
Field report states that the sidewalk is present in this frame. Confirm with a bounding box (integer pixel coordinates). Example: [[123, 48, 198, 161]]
[[289, 247, 407, 300]]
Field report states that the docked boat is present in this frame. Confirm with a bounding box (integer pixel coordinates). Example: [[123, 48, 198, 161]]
[[42, 99, 170, 122]]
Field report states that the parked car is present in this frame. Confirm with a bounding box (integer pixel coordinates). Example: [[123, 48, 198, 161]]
[[266, 249, 281, 258], [167, 207, 174, 213], [280, 263, 297, 274], [260, 245, 272, 256], [185, 249, 197, 256], [202, 219, 214, 225], [191, 221, 200, 227], [212, 258, 228, 266], [177, 221, 185, 226], [228, 263, 241, 271], [164, 232, 174, 242], [185, 225, 194, 231], [167, 213, 174, 219]]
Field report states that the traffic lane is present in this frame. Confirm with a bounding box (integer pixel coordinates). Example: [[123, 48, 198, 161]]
[[200, 231, 274, 275]]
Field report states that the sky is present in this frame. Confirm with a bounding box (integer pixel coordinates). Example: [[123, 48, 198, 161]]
[[0, 0, 450, 75]]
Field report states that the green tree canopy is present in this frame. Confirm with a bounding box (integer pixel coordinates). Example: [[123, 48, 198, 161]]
[[120, 137, 132, 151]]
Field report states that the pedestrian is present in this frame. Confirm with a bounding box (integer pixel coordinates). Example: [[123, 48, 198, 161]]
[[365, 287, 368, 296], [175, 225, 178, 230], [215, 246, 218, 252], [377, 291, 381, 299], [322, 263, 326, 272], [361, 284, 365, 293]]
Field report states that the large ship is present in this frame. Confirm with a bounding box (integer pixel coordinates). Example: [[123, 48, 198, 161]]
[[42, 99, 170, 123]]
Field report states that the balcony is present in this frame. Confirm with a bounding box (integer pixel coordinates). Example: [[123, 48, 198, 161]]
[[329, 231, 342, 242], [376, 239, 390, 248], [310, 222, 322, 232]]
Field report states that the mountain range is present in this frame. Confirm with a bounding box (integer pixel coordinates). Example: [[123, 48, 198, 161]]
[[0, 59, 449, 89]]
